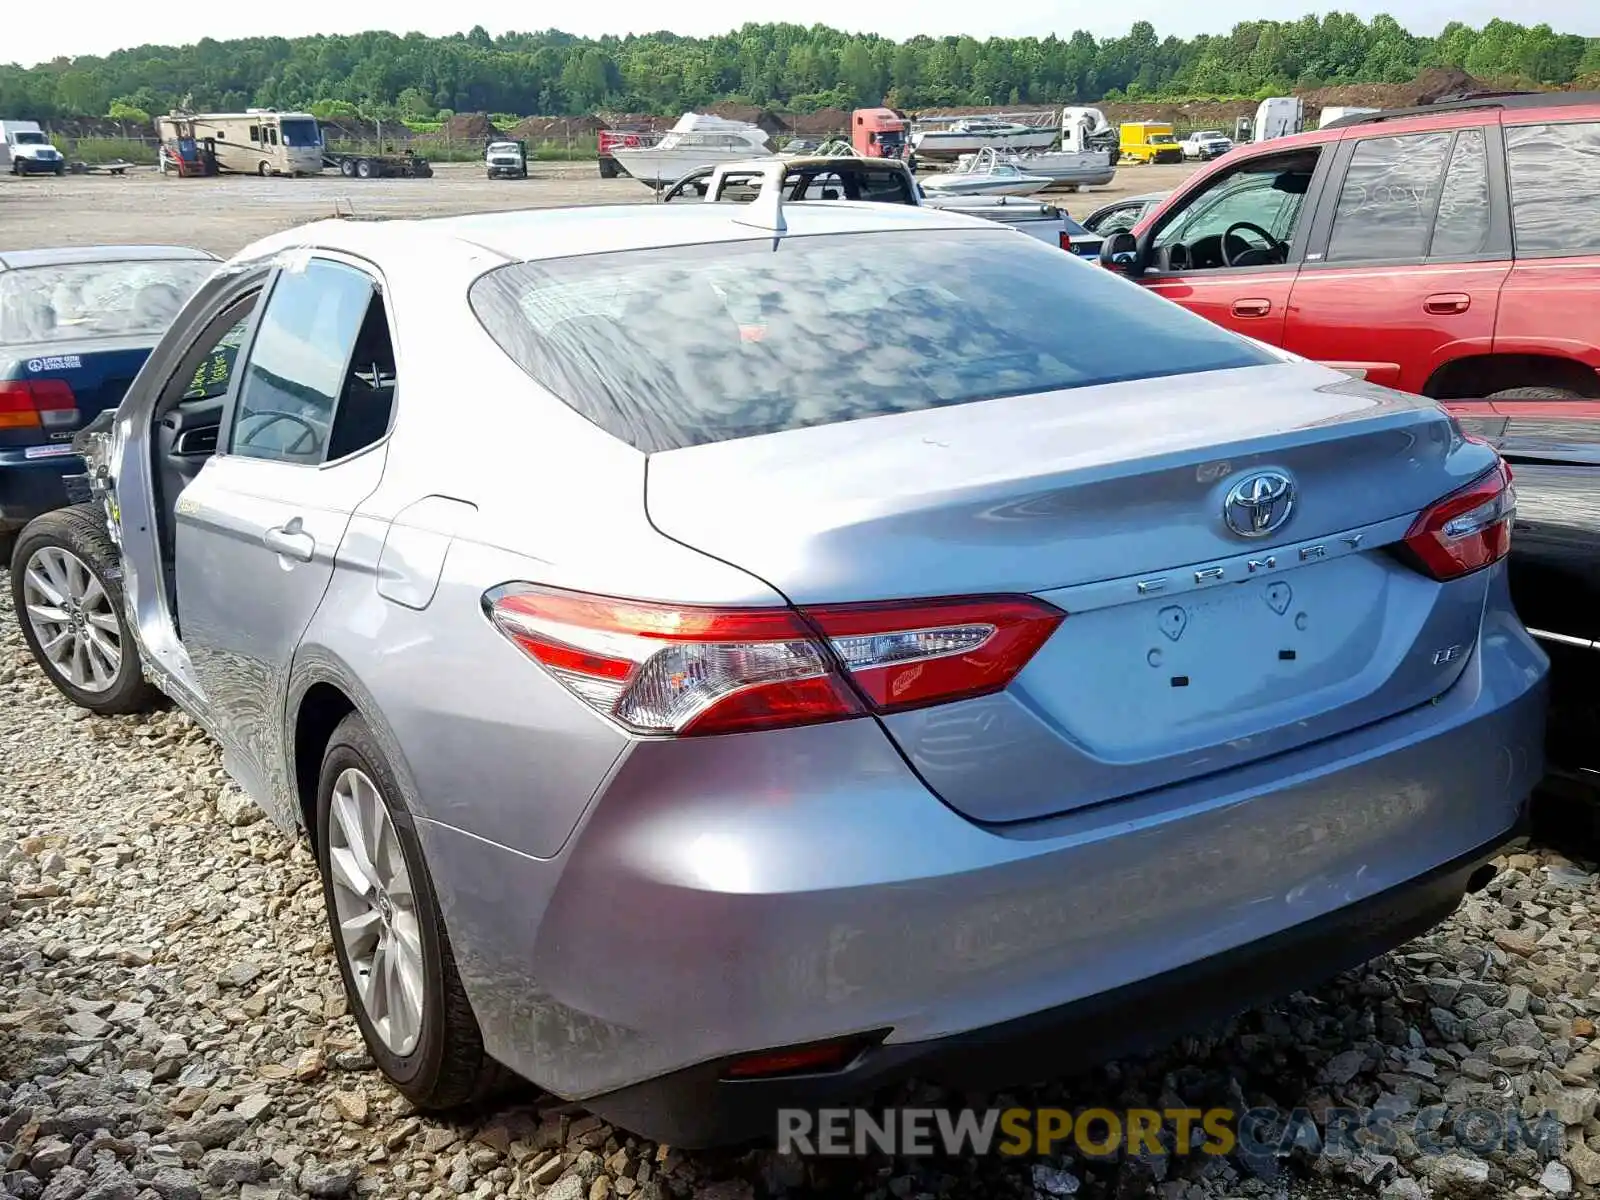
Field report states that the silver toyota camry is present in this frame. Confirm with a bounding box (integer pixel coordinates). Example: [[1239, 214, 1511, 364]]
[[6, 194, 1546, 1146]]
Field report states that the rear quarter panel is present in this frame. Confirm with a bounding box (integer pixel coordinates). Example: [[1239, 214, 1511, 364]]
[[1494, 258, 1600, 378]]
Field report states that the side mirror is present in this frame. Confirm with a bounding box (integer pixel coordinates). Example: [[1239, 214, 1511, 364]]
[[1098, 230, 1143, 275]]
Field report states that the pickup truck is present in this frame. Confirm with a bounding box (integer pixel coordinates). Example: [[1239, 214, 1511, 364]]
[[662, 155, 1103, 258], [485, 139, 528, 179], [1181, 130, 1234, 160]]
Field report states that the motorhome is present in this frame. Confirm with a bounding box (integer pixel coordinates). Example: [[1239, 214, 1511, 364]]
[[158, 110, 323, 176]]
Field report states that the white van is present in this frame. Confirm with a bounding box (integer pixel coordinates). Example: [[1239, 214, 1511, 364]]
[[0, 120, 65, 175]]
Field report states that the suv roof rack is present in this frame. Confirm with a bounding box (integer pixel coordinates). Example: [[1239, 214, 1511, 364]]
[[1320, 90, 1600, 130]]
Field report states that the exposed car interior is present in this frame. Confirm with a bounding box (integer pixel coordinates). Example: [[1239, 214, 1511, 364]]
[[664, 164, 915, 205], [1150, 151, 1318, 272]]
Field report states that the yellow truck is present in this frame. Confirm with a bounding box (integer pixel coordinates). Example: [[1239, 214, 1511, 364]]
[[1119, 122, 1184, 165]]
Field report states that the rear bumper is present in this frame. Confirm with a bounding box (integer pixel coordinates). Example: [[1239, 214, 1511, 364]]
[[588, 832, 1511, 1146], [415, 590, 1546, 1145], [0, 450, 81, 531]]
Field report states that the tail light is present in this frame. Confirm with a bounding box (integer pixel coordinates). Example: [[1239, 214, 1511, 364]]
[[1058, 230, 1073, 252], [0, 379, 78, 431], [1401, 461, 1515, 580], [486, 585, 1064, 736]]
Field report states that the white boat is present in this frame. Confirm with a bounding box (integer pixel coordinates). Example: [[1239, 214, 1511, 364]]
[[911, 116, 1057, 160], [612, 113, 772, 186], [919, 155, 1053, 198], [954, 146, 1116, 191]]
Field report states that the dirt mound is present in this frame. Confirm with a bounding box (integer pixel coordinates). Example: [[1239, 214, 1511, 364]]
[[1102, 99, 1256, 127], [595, 111, 675, 133], [508, 115, 604, 140], [442, 112, 498, 141], [784, 107, 850, 138]]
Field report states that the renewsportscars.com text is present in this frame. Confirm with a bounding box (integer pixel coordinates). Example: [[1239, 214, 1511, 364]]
[[777, 1105, 1564, 1159]]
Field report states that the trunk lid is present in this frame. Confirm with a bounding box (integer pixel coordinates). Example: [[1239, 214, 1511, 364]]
[[646, 362, 1501, 823], [0, 339, 156, 452]]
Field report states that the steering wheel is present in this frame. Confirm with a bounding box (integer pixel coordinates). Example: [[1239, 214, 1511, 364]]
[[237, 410, 323, 457], [1221, 221, 1283, 267]]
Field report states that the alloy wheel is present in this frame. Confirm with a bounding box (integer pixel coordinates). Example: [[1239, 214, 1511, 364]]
[[20, 546, 123, 693], [327, 766, 424, 1056]]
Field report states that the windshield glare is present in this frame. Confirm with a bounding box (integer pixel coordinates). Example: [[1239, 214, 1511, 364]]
[[279, 119, 321, 148], [0, 260, 213, 346], [470, 229, 1273, 452]]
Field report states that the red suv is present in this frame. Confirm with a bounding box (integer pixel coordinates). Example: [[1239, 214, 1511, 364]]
[[1103, 92, 1600, 404]]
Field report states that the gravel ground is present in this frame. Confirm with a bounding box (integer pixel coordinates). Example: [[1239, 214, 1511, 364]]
[[3, 572, 1600, 1200]]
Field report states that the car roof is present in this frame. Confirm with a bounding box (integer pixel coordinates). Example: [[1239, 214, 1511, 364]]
[[0, 245, 218, 271], [240, 202, 1002, 267]]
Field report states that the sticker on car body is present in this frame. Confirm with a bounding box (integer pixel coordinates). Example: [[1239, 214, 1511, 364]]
[[25, 355, 82, 371]]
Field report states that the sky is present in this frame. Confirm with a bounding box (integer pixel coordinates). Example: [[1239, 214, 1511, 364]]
[[10, 0, 1599, 68]]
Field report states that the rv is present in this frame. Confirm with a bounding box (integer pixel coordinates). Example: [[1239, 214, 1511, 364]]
[[158, 110, 323, 176]]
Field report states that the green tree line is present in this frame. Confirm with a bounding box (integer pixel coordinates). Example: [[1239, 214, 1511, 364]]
[[4, 16, 1598, 123]]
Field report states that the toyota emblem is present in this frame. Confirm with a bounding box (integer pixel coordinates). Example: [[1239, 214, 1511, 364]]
[[1223, 470, 1295, 538]]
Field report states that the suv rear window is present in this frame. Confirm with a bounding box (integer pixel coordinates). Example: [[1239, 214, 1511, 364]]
[[469, 229, 1275, 451]]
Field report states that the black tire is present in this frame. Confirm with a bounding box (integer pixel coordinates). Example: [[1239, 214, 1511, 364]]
[[316, 712, 501, 1110], [258, 160, 270, 177], [53, 163, 64, 177], [8, 505, 159, 715], [355, 159, 375, 179], [598, 157, 619, 179], [340, 158, 356, 178], [1488, 386, 1587, 401]]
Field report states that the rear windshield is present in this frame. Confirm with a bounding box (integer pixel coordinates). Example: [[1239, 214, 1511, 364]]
[[0, 260, 214, 346], [470, 229, 1274, 452]]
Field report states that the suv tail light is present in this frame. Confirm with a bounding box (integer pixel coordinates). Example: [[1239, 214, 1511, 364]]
[[1401, 461, 1515, 580], [1058, 230, 1072, 252], [0, 379, 78, 432], [487, 585, 1064, 736]]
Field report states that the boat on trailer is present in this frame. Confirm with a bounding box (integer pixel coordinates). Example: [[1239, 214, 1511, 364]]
[[611, 113, 772, 186]]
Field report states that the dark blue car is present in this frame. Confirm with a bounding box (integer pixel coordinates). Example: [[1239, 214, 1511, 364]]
[[1, 245, 217, 559]]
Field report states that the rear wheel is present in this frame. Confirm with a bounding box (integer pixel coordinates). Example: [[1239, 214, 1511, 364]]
[[316, 712, 501, 1109], [340, 158, 357, 178], [258, 160, 270, 177], [356, 159, 375, 179], [9, 506, 159, 715], [1488, 386, 1587, 401]]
